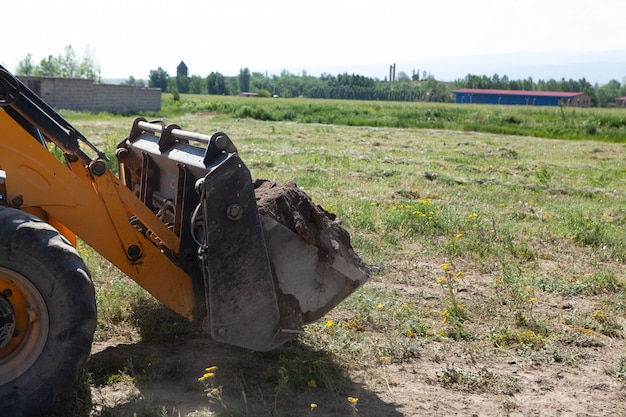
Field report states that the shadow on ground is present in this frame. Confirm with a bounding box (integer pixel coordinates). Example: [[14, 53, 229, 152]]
[[40, 304, 404, 417]]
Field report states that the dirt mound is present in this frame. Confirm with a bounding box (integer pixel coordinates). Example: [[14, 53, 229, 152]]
[[254, 179, 369, 273]]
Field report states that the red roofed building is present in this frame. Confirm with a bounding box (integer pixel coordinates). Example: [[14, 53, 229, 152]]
[[453, 88, 591, 107]]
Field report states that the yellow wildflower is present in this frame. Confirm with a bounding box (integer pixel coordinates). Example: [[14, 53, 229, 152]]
[[310, 403, 318, 409], [347, 397, 359, 404], [377, 303, 384, 310], [442, 309, 450, 323], [592, 310, 606, 320], [441, 263, 450, 271], [307, 379, 317, 388], [198, 372, 215, 382], [456, 271, 464, 278], [205, 366, 218, 372], [437, 276, 445, 284], [325, 320, 334, 328]]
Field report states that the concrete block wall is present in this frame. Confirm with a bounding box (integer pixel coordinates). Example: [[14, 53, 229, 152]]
[[50, 78, 94, 110], [93, 84, 161, 113], [19, 76, 161, 113]]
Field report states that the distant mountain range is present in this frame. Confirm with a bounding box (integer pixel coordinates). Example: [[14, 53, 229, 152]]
[[289, 50, 626, 86]]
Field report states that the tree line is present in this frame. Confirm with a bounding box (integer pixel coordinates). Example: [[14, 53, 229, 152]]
[[12, 47, 626, 107], [148, 67, 464, 103], [148, 67, 626, 107], [15, 46, 101, 81]]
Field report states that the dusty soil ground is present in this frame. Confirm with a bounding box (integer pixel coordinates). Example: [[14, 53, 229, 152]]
[[68, 243, 626, 417], [82, 327, 625, 417]]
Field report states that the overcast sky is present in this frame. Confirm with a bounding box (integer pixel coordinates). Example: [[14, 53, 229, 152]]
[[3, 0, 625, 82]]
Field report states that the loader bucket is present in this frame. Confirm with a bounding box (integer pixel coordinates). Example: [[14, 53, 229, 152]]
[[197, 173, 371, 351], [255, 180, 371, 325], [118, 119, 371, 351]]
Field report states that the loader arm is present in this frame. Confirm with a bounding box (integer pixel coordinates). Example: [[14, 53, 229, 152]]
[[0, 98, 198, 319]]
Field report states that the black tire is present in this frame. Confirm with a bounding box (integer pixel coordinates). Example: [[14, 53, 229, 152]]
[[0, 207, 97, 417]]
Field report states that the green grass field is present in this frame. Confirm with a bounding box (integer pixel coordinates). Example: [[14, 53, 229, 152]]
[[154, 95, 626, 142], [44, 97, 625, 416]]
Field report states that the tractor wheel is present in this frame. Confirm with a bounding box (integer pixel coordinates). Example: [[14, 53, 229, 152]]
[[0, 207, 97, 417]]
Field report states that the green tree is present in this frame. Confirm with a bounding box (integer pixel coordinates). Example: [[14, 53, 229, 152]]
[[176, 75, 190, 94], [58, 45, 78, 77], [122, 76, 146, 87], [521, 77, 534, 90], [15, 53, 35, 75], [167, 78, 179, 100], [35, 55, 61, 77], [207, 72, 229, 95], [189, 75, 206, 94], [238, 67, 250, 92], [250, 71, 271, 92], [149, 67, 170, 91], [596, 79, 621, 107], [227, 76, 239, 95], [20, 45, 99, 79], [620, 80, 626, 98], [76, 45, 100, 80], [545, 79, 559, 91]]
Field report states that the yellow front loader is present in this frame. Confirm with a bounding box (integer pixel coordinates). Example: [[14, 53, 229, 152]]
[[0, 65, 370, 416]]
